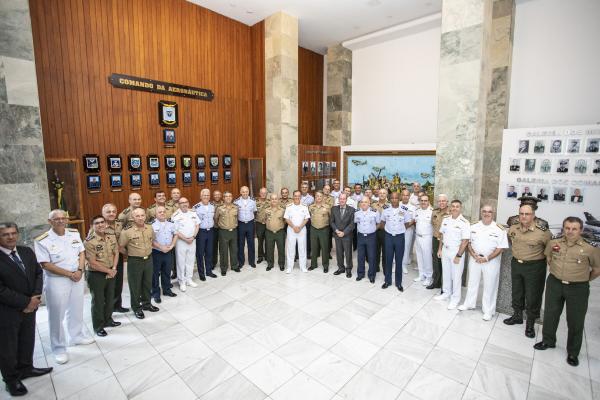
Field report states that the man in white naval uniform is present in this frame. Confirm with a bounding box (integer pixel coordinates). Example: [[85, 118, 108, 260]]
[[413, 194, 434, 286], [171, 197, 200, 291], [400, 189, 417, 274], [284, 190, 310, 273], [435, 200, 470, 310], [34, 210, 94, 364], [459, 205, 509, 320]]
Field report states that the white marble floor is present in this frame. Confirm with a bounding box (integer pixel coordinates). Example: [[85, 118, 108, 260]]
[[5, 257, 599, 400]]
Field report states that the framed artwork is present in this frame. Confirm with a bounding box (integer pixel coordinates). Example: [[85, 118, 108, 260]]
[[211, 170, 219, 184], [325, 162, 331, 175], [209, 155, 219, 169], [158, 100, 178, 127], [107, 154, 122, 172], [344, 151, 436, 194], [331, 161, 337, 174], [181, 155, 192, 170], [586, 138, 599, 153], [196, 154, 206, 169], [310, 161, 316, 175], [182, 171, 192, 185], [197, 171, 206, 183], [165, 155, 177, 170], [149, 172, 160, 186], [86, 174, 101, 192], [163, 129, 176, 147], [130, 173, 142, 189], [550, 139, 563, 153], [533, 140, 545, 154], [224, 169, 232, 182], [83, 154, 100, 173], [128, 154, 142, 172], [302, 161, 309, 176], [223, 154, 232, 168], [109, 174, 122, 191], [147, 154, 160, 171], [166, 172, 177, 186], [567, 139, 581, 153]]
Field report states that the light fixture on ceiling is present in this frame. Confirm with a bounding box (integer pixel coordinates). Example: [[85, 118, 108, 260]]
[[246, 10, 254, 14]]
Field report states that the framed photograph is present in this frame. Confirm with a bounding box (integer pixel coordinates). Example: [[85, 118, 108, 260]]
[[128, 154, 142, 172], [165, 155, 177, 170], [302, 161, 309, 176], [83, 154, 100, 173], [520, 185, 533, 197], [550, 139, 563, 153], [331, 161, 337, 175], [567, 139, 581, 153], [130, 173, 142, 189], [147, 154, 160, 171], [180, 155, 192, 171], [509, 158, 520, 172], [182, 171, 192, 185], [570, 187, 584, 203], [317, 162, 324, 176], [149, 172, 160, 186], [107, 154, 122, 172], [325, 162, 331, 175], [211, 170, 219, 184], [586, 138, 599, 153], [86, 174, 101, 192], [540, 159, 552, 173], [224, 170, 232, 182], [196, 154, 206, 169], [109, 174, 122, 191], [158, 100, 178, 127], [166, 172, 177, 186], [506, 184, 518, 199], [533, 140, 545, 154], [223, 154, 232, 168], [593, 159, 600, 174], [310, 161, 316, 175], [524, 159, 536, 173], [556, 159, 569, 173], [536, 186, 549, 201], [574, 159, 587, 173], [553, 187, 566, 202], [325, 178, 331, 185], [163, 129, 176, 147], [209, 155, 219, 169], [518, 140, 529, 154], [197, 171, 206, 183]]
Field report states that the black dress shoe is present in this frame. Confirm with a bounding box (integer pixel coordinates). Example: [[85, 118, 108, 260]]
[[566, 355, 579, 366], [19, 367, 52, 380], [382, 283, 390, 289], [503, 315, 524, 325], [153, 297, 162, 304], [257, 257, 264, 264], [308, 266, 317, 271], [346, 270, 352, 278], [143, 305, 160, 312], [221, 271, 226, 276], [96, 328, 108, 337], [324, 267, 328, 273], [397, 285, 404, 292], [164, 292, 177, 297], [333, 269, 345, 275], [207, 273, 217, 278], [279, 266, 285, 271], [170, 272, 177, 279], [114, 306, 130, 313], [425, 284, 435, 290], [267, 266, 273, 271], [199, 275, 206, 281], [533, 341, 555, 350], [369, 277, 375, 283], [134, 310, 145, 319], [105, 320, 121, 327], [525, 320, 535, 338], [250, 264, 256, 268], [356, 276, 363, 281], [232, 268, 240, 273], [5, 380, 27, 396]]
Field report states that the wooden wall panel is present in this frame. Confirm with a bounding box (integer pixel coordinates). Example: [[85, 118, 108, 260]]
[[30, 0, 265, 228], [298, 47, 324, 145]]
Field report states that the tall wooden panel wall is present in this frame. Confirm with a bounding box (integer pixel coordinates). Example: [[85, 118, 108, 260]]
[[29, 0, 265, 225], [298, 47, 324, 146]]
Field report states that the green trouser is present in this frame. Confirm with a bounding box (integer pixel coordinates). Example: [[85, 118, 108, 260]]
[[113, 253, 125, 308], [256, 222, 266, 258], [542, 274, 589, 357], [127, 255, 153, 312], [265, 229, 285, 269], [375, 229, 385, 271], [431, 236, 442, 288], [212, 227, 220, 266], [219, 228, 238, 272], [510, 258, 546, 320], [87, 270, 115, 331], [310, 226, 330, 268]]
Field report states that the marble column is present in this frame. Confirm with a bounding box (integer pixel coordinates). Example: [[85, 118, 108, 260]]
[[264, 12, 299, 192], [324, 44, 352, 146], [0, 0, 50, 245]]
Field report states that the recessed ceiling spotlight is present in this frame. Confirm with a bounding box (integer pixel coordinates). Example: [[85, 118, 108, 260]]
[[246, 10, 254, 14]]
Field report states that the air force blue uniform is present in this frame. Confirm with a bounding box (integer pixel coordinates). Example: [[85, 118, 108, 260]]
[[234, 196, 257, 267], [354, 208, 380, 280], [381, 206, 411, 287], [193, 202, 216, 277]]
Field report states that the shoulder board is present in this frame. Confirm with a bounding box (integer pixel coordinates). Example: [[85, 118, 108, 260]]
[[35, 232, 49, 241], [535, 222, 548, 231], [443, 214, 451, 218], [85, 231, 95, 240], [370, 207, 377, 212], [535, 217, 549, 230], [148, 204, 156, 209], [286, 203, 293, 207], [67, 228, 79, 233], [496, 223, 506, 230], [123, 224, 133, 230], [234, 196, 242, 201], [459, 217, 468, 223], [122, 207, 130, 213], [192, 202, 201, 209], [433, 207, 440, 211]]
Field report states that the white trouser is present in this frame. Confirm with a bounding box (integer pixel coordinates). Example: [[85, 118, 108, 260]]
[[441, 246, 465, 306], [44, 274, 88, 354], [402, 227, 415, 265], [286, 227, 307, 271], [415, 234, 433, 279], [462, 256, 501, 315], [176, 239, 196, 283]]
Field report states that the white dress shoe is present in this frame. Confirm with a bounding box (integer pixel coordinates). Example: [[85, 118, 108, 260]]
[[73, 336, 95, 345], [434, 294, 450, 301], [402, 265, 408, 274], [482, 314, 492, 321], [422, 279, 431, 286], [413, 277, 422, 282], [55, 353, 69, 364], [187, 280, 198, 288], [285, 268, 291, 274], [180, 283, 187, 292], [457, 305, 469, 311], [447, 303, 458, 310], [301, 268, 308, 273]]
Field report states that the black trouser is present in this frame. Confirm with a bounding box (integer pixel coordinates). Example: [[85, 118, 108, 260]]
[[113, 253, 125, 308], [152, 249, 174, 298], [510, 258, 546, 321], [87, 270, 116, 331], [335, 236, 353, 271], [212, 227, 220, 267], [431, 236, 443, 289], [265, 229, 285, 269], [256, 222, 266, 259], [375, 229, 385, 271], [352, 223, 358, 250], [0, 314, 36, 384]]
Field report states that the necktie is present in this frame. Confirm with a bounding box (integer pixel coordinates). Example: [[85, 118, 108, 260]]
[[340, 207, 345, 217], [10, 251, 26, 273]]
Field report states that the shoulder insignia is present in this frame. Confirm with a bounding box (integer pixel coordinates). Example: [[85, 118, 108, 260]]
[[535, 217, 549, 230], [506, 215, 519, 226], [67, 228, 79, 233], [443, 214, 451, 218], [496, 223, 506, 230], [286, 203, 292, 207], [123, 223, 133, 230], [35, 232, 48, 241], [535, 222, 548, 231], [148, 204, 156, 209], [122, 207, 130, 213]]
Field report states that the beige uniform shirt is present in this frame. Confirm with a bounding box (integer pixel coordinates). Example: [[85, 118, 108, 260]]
[[118, 224, 154, 257], [323, 195, 334, 208], [545, 237, 600, 282], [105, 221, 123, 242], [508, 222, 552, 261], [265, 205, 286, 233], [308, 203, 331, 229], [372, 201, 390, 230], [117, 206, 146, 226], [256, 198, 269, 224], [166, 199, 179, 209], [431, 207, 450, 239], [146, 203, 174, 222], [84, 232, 117, 271], [279, 198, 292, 208], [215, 204, 238, 230]]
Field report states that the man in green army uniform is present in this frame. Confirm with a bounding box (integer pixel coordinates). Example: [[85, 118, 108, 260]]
[[102, 203, 129, 313], [534, 216, 600, 366], [427, 194, 450, 290], [211, 190, 223, 269], [506, 196, 549, 229], [118, 208, 159, 319], [146, 190, 175, 223], [255, 187, 269, 264], [504, 204, 552, 338], [118, 192, 143, 226], [214, 191, 239, 275], [84, 215, 120, 336], [166, 188, 181, 209], [264, 194, 286, 271], [371, 188, 390, 272], [279, 187, 292, 207], [309, 191, 331, 272]]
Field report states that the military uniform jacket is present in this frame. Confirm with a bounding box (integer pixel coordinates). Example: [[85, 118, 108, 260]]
[[146, 203, 175, 223], [117, 206, 141, 225], [118, 224, 155, 257], [279, 198, 293, 208], [508, 222, 552, 261], [545, 237, 600, 282], [380, 206, 411, 235], [354, 208, 381, 234], [84, 232, 117, 271], [193, 202, 216, 230], [105, 220, 123, 242], [414, 207, 433, 236], [255, 198, 269, 224], [309, 203, 331, 229], [431, 207, 450, 238], [215, 204, 239, 230], [234, 196, 257, 222], [171, 209, 200, 237], [400, 202, 416, 227], [469, 221, 509, 257], [439, 215, 470, 248], [323, 194, 335, 208], [372, 201, 390, 230], [265, 205, 286, 233], [34, 228, 84, 274]]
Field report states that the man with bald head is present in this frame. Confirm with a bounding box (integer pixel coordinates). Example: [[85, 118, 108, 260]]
[[166, 188, 181, 209], [118, 192, 143, 226], [193, 189, 218, 279], [171, 197, 200, 291], [235, 186, 258, 268]]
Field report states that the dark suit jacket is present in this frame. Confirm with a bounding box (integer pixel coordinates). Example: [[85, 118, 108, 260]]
[[0, 246, 43, 327], [330, 205, 355, 239]]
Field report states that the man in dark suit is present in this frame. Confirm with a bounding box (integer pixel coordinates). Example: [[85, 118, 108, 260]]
[[0, 222, 52, 396], [330, 193, 355, 278]]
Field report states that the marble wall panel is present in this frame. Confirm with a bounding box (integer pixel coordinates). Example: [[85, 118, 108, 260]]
[[0, 0, 34, 61]]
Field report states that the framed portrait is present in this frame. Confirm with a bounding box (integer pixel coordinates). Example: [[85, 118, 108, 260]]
[[586, 138, 599, 153], [128, 154, 142, 172], [325, 178, 330, 185], [86, 174, 101, 192], [567, 139, 581, 153], [550, 139, 563, 153], [325, 162, 331, 175], [539, 159, 552, 173], [165, 155, 177, 170], [158, 100, 178, 127], [317, 162, 324, 176], [506, 184, 518, 199], [332, 161, 337, 174], [181, 155, 192, 170], [211, 170, 219, 184], [310, 161, 316, 175], [524, 159, 536, 173], [520, 185, 533, 197], [83, 154, 100, 173], [536, 186, 549, 201], [509, 158, 520, 172], [302, 161, 309, 176], [518, 140, 529, 154], [109, 174, 122, 191], [209, 155, 219, 169], [147, 154, 160, 171], [224, 170, 232, 182], [223, 154, 232, 168], [182, 171, 192, 185], [163, 129, 176, 147], [129, 173, 142, 189], [149, 172, 160, 186], [533, 140, 545, 154], [574, 159, 587, 174], [593, 159, 600, 174], [556, 159, 569, 173], [197, 171, 206, 183], [166, 172, 177, 186], [553, 187, 566, 202], [107, 154, 122, 172], [570, 187, 584, 203], [196, 154, 206, 169]]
